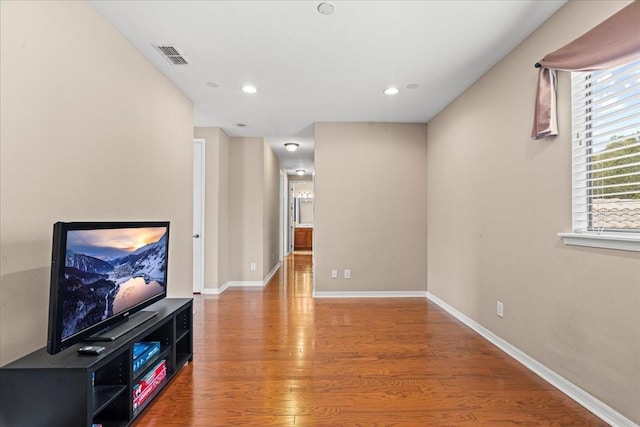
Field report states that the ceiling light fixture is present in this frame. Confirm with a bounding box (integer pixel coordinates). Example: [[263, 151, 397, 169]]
[[242, 85, 257, 94], [206, 82, 219, 88], [296, 169, 305, 176], [384, 87, 399, 96], [317, 2, 335, 15], [406, 83, 419, 89], [284, 143, 299, 152]]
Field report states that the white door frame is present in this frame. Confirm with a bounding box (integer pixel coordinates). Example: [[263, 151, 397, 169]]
[[192, 139, 205, 293], [279, 170, 288, 260], [289, 182, 295, 253]]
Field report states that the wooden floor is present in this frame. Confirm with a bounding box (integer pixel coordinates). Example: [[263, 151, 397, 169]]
[[134, 252, 607, 426]]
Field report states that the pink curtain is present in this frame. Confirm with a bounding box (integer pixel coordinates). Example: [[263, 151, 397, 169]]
[[531, 1, 640, 140]]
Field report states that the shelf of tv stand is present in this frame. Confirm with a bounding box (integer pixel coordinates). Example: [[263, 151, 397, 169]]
[[0, 298, 193, 427], [93, 384, 127, 414]]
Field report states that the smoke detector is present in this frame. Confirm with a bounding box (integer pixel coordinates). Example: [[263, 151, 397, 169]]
[[317, 2, 335, 15]]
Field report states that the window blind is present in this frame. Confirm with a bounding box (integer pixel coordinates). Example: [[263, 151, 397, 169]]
[[571, 59, 640, 232]]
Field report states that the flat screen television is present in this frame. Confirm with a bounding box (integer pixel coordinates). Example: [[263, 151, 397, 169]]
[[46, 221, 170, 355]]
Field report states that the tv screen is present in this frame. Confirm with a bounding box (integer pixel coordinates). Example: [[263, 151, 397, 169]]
[[47, 221, 169, 354]]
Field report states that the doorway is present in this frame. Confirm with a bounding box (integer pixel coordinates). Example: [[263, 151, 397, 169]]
[[290, 180, 314, 252]]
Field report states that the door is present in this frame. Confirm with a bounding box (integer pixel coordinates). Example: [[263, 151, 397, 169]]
[[192, 139, 205, 293]]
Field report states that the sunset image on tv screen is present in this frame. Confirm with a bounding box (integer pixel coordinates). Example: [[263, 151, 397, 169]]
[[61, 227, 168, 339]]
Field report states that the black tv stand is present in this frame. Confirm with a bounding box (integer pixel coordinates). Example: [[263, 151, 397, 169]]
[[0, 298, 193, 427], [88, 310, 158, 341]]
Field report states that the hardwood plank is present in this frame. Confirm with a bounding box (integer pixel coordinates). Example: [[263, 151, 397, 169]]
[[133, 252, 608, 426]]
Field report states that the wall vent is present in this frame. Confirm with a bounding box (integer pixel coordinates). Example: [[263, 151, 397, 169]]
[[155, 45, 189, 65]]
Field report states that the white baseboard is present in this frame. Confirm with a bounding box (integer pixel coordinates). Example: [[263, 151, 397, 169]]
[[226, 280, 264, 287], [218, 281, 231, 294], [313, 290, 428, 298], [263, 262, 280, 286], [201, 287, 221, 295], [201, 281, 230, 295], [426, 291, 637, 427], [201, 262, 281, 296], [201, 280, 261, 294]]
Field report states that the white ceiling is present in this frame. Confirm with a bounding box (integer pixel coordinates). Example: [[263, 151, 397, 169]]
[[89, 0, 566, 175]]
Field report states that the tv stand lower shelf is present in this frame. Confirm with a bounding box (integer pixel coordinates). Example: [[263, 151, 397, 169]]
[[0, 298, 193, 427]]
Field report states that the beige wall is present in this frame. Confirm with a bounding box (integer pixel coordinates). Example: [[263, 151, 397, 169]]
[[288, 175, 313, 182], [194, 128, 231, 290], [426, 1, 640, 423], [229, 137, 281, 281], [218, 132, 231, 286], [293, 182, 314, 194], [229, 137, 264, 281], [263, 141, 281, 276], [314, 123, 428, 293], [0, 1, 194, 365]]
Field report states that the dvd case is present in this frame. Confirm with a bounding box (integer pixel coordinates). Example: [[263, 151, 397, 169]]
[[133, 341, 161, 373], [133, 359, 167, 410]]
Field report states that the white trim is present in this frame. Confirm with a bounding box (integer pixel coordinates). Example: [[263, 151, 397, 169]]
[[263, 262, 281, 286], [313, 291, 428, 299], [558, 232, 640, 252], [200, 282, 259, 294], [226, 280, 263, 288], [426, 292, 638, 427], [201, 281, 232, 295], [218, 282, 231, 294], [201, 287, 221, 296], [200, 263, 281, 296]]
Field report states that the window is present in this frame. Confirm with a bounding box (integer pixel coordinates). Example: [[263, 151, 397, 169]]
[[564, 59, 640, 251]]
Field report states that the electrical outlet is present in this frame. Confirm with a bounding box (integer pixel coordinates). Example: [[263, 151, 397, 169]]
[[344, 269, 351, 279], [250, 262, 256, 271], [497, 301, 504, 318], [331, 269, 338, 279]]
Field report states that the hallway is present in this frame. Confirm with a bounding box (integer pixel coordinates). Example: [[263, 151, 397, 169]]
[[134, 252, 605, 426]]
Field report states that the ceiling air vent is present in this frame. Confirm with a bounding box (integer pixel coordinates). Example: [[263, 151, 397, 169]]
[[155, 45, 189, 65]]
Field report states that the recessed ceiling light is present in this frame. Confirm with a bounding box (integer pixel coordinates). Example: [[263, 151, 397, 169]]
[[384, 87, 399, 96], [242, 85, 257, 94], [406, 83, 419, 89], [236, 123, 246, 127], [317, 2, 335, 15], [296, 169, 305, 175], [206, 82, 219, 88], [285, 143, 299, 152]]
